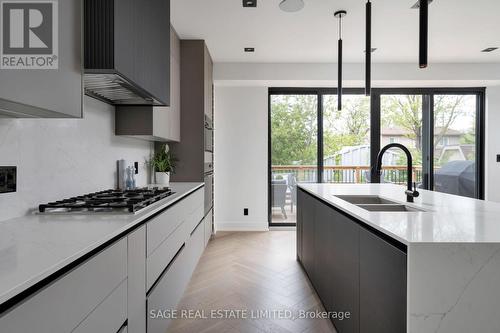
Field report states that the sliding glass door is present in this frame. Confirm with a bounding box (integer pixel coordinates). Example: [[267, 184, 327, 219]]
[[433, 94, 478, 198], [268, 88, 484, 226], [270, 94, 317, 225]]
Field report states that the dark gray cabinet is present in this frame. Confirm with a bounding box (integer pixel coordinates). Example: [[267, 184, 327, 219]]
[[170, 40, 213, 182], [359, 228, 407, 333], [115, 26, 181, 142], [300, 190, 315, 279], [326, 203, 360, 333], [296, 190, 303, 261], [297, 189, 406, 333]]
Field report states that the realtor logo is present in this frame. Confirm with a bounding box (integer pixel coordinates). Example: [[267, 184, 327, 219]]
[[1, 0, 58, 69]]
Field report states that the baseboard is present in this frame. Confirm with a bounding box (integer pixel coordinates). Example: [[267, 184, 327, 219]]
[[268, 226, 296, 231], [215, 222, 269, 232]]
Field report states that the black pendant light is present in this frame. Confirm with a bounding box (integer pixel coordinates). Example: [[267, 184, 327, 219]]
[[419, 0, 428, 68], [334, 10, 346, 110], [365, 0, 371, 96]]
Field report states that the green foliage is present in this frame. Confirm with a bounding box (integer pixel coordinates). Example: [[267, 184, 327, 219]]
[[270, 94, 370, 166], [149, 144, 177, 173], [271, 95, 318, 165]]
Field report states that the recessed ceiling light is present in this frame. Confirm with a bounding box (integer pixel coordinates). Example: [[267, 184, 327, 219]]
[[279, 0, 305, 13], [481, 47, 498, 53], [243, 0, 256, 7], [244, 47, 255, 52], [411, 0, 433, 9]]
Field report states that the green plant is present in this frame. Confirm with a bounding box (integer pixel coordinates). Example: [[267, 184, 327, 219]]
[[149, 145, 177, 174]]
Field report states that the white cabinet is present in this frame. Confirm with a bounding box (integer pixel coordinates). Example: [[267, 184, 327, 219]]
[[146, 187, 203, 290], [0, 239, 127, 333], [147, 221, 205, 333], [0, 0, 82, 118], [72, 280, 127, 333], [127, 226, 147, 333]]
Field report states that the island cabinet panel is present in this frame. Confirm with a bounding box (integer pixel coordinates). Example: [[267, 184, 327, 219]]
[[359, 228, 407, 333], [300, 190, 316, 280], [325, 205, 360, 333], [296, 189, 304, 260]]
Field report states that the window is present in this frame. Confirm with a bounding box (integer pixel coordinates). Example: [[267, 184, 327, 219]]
[[268, 88, 484, 226], [323, 94, 371, 183]]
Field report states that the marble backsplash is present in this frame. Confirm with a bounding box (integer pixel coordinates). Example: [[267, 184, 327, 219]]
[[0, 96, 153, 222]]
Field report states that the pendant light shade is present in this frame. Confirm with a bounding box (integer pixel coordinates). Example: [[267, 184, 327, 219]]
[[365, 0, 371, 96], [419, 0, 428, 68], [334, 10, 346, 111]]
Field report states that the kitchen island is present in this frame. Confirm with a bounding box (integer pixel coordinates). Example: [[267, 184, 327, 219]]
[[297, 183, 500, 333]]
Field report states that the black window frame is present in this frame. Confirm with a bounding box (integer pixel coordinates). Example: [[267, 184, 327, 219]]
[[268, 87, 485, 226]]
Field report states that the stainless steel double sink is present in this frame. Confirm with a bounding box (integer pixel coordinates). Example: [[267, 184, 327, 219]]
[[335, 195, 427, 212]]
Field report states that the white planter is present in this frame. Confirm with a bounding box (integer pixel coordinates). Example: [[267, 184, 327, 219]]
[[155, 172, 170, 186]]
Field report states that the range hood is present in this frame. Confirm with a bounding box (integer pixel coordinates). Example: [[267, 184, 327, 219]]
[[84, 0, 170, 106]]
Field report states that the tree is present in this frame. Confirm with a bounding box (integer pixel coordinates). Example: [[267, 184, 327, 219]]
[[382, 95, 423, 151], [433, 95, 467, 147], [271, 95, 317, 165], [323, 95, 370, 159]]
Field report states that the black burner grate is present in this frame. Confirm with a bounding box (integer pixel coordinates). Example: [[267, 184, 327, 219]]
[[39, 188, 175, 213]]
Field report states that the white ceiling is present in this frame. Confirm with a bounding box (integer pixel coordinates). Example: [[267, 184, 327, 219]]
[[171, 0, 500, 63]]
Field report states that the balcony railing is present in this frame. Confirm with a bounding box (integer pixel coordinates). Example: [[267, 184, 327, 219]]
[[271, 165, 423, 185]]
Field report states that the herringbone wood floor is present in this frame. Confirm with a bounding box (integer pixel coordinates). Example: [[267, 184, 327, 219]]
[[168, 231, 337, 333]]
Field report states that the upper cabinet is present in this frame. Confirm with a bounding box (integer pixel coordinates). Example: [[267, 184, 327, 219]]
[[115, 26, 180, 142], [84, 0, 170, 106], [0, 0, 82, 118]]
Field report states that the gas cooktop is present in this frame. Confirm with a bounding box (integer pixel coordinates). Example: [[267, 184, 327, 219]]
[[39, 187, 175, 213]]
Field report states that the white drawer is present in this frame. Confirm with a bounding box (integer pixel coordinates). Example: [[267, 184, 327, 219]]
[[186, 204, 204, 235], [72, 279, 127, 333], [146, 188, 204, 256], [147, 221, 205, 333], [0, 239, 127, 333], [147, 221, 187, 290], [147, 245, 189, 333]]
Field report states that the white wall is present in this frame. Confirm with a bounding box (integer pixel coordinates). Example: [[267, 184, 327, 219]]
[[486, 86, 500, 202], [214, 87, 268, 231], [0, 97, 152, 221], [213, 63, 500, 231]]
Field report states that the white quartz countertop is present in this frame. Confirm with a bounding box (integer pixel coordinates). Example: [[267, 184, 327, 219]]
[[298, 183, 500, 245], [0, 182, 204, 308]]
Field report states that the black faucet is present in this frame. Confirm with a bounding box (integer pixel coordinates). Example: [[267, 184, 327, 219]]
[[374, 143, 420, 203]]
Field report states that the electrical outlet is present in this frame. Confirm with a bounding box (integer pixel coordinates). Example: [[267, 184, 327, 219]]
[[244, 208, 249, 216], [0, 166, 17, 193], [134, 162, 139, 174]]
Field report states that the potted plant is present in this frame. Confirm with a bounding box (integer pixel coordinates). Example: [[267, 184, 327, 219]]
[[149, 144, 176, 186]]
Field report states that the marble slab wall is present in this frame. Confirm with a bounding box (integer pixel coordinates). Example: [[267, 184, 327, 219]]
[[408, 243, 500, 332], [0, 97, 152, 222]]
